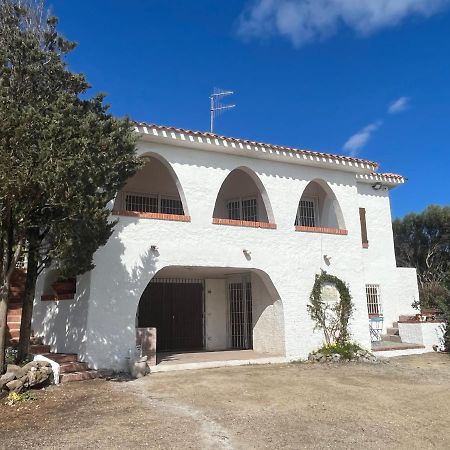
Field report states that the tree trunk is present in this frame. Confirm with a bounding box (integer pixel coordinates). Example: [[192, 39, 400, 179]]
[[0, 281, 10, 372], [17, 228, 40, 362]]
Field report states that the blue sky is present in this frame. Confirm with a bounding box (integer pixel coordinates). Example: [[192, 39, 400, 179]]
[[49, 0, 450, 218]]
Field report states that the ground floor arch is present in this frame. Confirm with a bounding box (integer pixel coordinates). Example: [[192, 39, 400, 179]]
[[136, 266, 285, 358]]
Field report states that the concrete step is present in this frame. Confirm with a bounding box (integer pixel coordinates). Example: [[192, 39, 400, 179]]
[[59, 361, 89, 373], [386, 327, 399, 335], [60, 370, 99, 383], [42, 353, 78, 363], [399, 315, 415, 322], [382, 334, 402, 343], [30, 344, 51, 354]]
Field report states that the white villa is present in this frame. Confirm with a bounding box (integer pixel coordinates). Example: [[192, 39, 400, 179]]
[[30, 123, 431, 372]]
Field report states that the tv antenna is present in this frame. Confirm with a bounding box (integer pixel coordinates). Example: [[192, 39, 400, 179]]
[[210, 88, 235, 133]]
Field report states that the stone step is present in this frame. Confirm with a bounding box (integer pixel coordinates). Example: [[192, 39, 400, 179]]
[[382, 334, 402, 343], [59, 361, 89, 373], [60, 370, 99, 383], [30, 344, 51, 354], [386, 327, 399, 335], [42, 353, 78, 363]]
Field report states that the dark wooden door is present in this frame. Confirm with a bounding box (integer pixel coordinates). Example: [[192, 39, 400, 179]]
[[138, 281, 203, 351]]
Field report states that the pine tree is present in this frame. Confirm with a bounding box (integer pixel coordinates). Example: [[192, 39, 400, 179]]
[[0, 0, 141, 368]]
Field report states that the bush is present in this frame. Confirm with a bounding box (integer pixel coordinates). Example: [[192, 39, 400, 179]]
[[311, 342, 370, 360]]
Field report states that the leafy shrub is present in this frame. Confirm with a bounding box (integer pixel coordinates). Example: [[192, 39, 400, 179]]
[[312, 342, 368, 360], [6, 391, 38, 406]]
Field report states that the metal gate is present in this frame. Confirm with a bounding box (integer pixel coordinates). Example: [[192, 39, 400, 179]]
[[137, 278, 204, 352], [228, 277, 253, 349]]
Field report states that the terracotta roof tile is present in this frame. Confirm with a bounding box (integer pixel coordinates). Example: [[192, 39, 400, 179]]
[[134, 122, 379, 169]]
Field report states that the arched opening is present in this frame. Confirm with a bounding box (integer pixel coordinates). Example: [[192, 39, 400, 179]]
[[212, 167, 275, 225], [295, 179, 345, 231], [113, 153, 189, 217], [136, 266, 285, 362]]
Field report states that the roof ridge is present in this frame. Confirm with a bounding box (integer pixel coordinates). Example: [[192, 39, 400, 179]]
[[134, 121, 379, 169]]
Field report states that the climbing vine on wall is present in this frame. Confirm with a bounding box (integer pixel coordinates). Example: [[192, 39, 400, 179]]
[[307, 271, 354, 346]]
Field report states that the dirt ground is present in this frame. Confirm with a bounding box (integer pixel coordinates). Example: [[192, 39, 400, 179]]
[[1, 353, 450, 449]]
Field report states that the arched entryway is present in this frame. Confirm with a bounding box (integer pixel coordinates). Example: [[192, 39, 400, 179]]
[[136, 266, 285, 358]]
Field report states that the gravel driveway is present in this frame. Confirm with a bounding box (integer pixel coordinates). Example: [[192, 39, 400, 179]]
[[1, 353, 449, 449]]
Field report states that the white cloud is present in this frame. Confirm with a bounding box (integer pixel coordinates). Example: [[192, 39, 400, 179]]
[[388, 96, 410, 114], [343, 120, 382, 156], [238, 0, 450, 47]]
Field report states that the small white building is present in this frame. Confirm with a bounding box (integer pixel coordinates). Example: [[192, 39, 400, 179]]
[[32, 123, 422, 371]]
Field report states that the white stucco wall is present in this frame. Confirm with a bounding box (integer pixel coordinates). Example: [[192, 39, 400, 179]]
[[32, 136, 420, 370], [398, 322, 446, 350], [32, 270, 91, 357], [205, 279, 227, 350]]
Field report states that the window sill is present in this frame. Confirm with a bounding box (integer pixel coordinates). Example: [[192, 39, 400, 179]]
[[295, 226, 348, 235], [112, 210, 191, 222], [41, 294, 75, 301], [212, 218, 277, 229]]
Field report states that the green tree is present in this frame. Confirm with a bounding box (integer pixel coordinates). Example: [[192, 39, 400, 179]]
[[0, 0, 141, 368], [393, 205, 450, 349]]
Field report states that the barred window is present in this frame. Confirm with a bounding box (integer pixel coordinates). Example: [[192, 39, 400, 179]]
[[295, 198, 318, 227], [366, 284, 382, 316], [227, 198, 258, 222], [125, 193, 158, 213], [160, 197, 184, 215], [124, 192, 184, 215]]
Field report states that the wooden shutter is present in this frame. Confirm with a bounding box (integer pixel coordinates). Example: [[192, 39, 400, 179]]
[[359, 208, 369, 248]]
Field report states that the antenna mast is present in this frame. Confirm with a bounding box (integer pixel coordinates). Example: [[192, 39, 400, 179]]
[[210, 88, 235, 133]]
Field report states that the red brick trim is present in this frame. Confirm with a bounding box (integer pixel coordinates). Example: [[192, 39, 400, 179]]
[[295, 226, 348, 235], [112, 210, 191, 222], [362, 242, 369, 249], [212, 218, 277, 229], [41, 294, 74, 301]]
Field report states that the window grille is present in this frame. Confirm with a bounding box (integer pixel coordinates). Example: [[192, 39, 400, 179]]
[[227, 199, 241, 220], [160, 197, 184, 215], [125, 193, 158, 213], [124, 192, 184, 215], [295, 198, 317, 227], [366, 284, 382, 316], [226, 197, 258, 222], [242, 198, 257, 222]]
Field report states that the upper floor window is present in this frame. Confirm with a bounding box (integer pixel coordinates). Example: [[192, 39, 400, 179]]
[[213, 167, 275, 228], [227, 197, 258, 222], [113, 154, 188, 219], [295, 197, 318, 227], [125, 193, 183, 215], [295, 180, 346, 234]]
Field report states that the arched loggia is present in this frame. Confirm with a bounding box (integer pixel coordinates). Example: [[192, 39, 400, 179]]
[[212, 167, 275, 224], [295, 179, 345, 230], [113, 152, 189, 217]]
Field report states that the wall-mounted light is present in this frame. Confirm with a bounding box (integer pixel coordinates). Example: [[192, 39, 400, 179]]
[[243, 249, 251, 256], [372, 181, 383, 190]]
